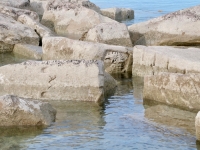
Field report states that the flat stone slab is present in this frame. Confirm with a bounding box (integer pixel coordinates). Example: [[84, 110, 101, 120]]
[[13, 44, 43, 60], [143, 73, 200, 111], [132, 45, 200, 76], [0, 60, 109, 103]]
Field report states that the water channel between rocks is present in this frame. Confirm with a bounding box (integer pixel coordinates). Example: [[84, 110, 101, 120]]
[[0, 54, 199, 149]]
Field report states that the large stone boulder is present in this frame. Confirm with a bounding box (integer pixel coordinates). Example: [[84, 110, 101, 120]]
[[0, 13, 39, 53], [84, 22, 132, 47], [18, 14, 54, 39], [196, 112, 200, 141], [128, 5, 200, 46], [0, 5, 39, 21], [132, 45, 200, 76], [143, 73, 200, 111], [42, 36, 132, 73], [13, 44, 43, 60], [41, 0, 116, 39], [101, 8, 134, 21], [0, 0, 30, 9], [0, 60, 116, 103], [0, 95, 56, 126]]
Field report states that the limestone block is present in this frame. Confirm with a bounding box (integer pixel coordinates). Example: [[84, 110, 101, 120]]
[[0, 5, 39, 21], [13, 44, 43, 60], [41, 0, 116, 39], [0, 0, 30, 9], [84, 22, 132, 47], [0, 60, 113, 103], [101, 8, 134, 21], [195, 112, 200, 141], [0, 95, 56, 126], [0, 14, 39, 53], [128, 5, 200, 46], [42, 36, 132, 73], [132, 45, 200, 76], [143, 73, 200, 111]]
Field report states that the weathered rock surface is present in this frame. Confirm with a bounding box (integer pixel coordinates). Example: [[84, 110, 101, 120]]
[[128, 5, 200, 46], [101, 8, 134, 21], [42, 37, 132, 73], [195, 112, 200, 141], [0, 95, 56, 126], [13, 44, 43, 60], [143, 73, 200, 111], [0, 0, 30, 9], [0, 5, 39, 21], [18, 14, 54, 39], [41, 0, 116, 39], [0, 60, 115, 103], [145, 105, 196, 135], [132, 45, 200, 76], [84, 22, 132, 47], [0, 14, 39, 53]]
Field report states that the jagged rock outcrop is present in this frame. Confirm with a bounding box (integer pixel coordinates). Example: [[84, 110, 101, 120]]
[[0, 13, 39, 53], [42, 37, 132, 73], [0, 5, 39, 21], [0, 60, 116, 103], [41, 0, 116, 39], [143, 73, 200, 111], [84, 22, 132, 47], [0, 95, 56, 126], [0, 0, 30, 9], [13, 44, 43, 60], [128, 5, 200, 46], [132, 45, 200, 76], [101, 8, 134, 21]]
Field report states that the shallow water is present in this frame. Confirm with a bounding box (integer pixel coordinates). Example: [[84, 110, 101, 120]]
[[1, 0, 200, 149]]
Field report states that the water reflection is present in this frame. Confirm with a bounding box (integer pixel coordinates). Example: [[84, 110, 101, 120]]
[[0, 126, 44, 150]]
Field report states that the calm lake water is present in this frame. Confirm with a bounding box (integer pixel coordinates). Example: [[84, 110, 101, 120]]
[[1, 1, 200, 150]]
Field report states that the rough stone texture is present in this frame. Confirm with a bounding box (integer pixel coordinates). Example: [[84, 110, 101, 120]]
[[13, 44, 43, 60], [0, 95, 56, 126], [145, 105, 196, 135], [195, 111, 200, 141], [84, 22, 132, 47], [0, 0, 30, 9], [18, 14, 54, 39], [128, 5, 200, 46], [0, 5, 39, 21], [132, 45, 200, 76], [0, 13, 39, 53], [104, 72, 116, 97], [101, 8, 134, 21], [41, 0, 116, 39], [0, 60, 113, 103], [42, 36, 132, 73], [143, 73, 200, 111]]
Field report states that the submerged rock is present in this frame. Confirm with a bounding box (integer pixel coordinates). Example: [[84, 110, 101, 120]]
[[132, 45, 200, 76], [128, 5, 200, 46], [42, 36, 132, 73], [0, 95, 56, 126], [0, 13, 39, 53], [0, 60, 116, 103], [143, 73, 200, 111], [101, 8, 134, 21], [41, 0, 116, 39], [13, 44, 43, 60]]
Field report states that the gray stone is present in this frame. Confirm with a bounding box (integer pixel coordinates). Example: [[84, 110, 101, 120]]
[[195, 111, 200, 141], [143, 73, 200, 111], [0, 0, 30, 9], [0, 60, 116, 103], [13, 44, 43, 60], [128, 5, 200, 46], [101, 7, 134, 21], [132, 45, 200, 76], [42, 36, 132, 73], [0, 13, 39, 53], [0, 95, 56, 126]]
